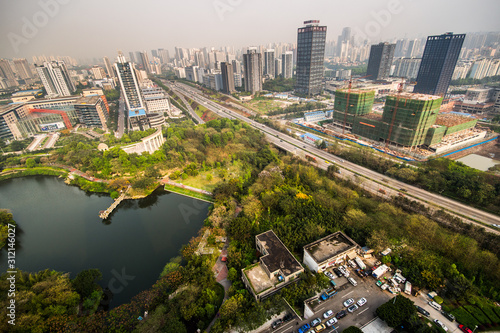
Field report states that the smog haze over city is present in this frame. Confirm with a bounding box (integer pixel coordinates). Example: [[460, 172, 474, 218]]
[[1, 0, 500, 59]]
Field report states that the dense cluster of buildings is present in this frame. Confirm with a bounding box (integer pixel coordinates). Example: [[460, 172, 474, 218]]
[[242, 230, 360, 301]]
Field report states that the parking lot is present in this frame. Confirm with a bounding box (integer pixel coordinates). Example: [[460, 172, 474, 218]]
[[263, 263, 394, 333]]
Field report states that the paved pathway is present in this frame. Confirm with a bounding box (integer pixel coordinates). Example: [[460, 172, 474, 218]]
[[161, 178, 212, 196]]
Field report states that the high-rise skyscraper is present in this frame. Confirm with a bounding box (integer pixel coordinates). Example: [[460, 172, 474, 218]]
[[103, 56, 115, 78], [274, 58, 282, 78], [295, 20, 327, 96], [243, 48, 262, 93], [264, 49, 275, 78], [157, 49, 169, 64], [91, 66, 107, 80], [366, 42, 396, 80], [36, 61, 75, 96], [221, 62, 235, 94], [128, 52, 136, 63], [0, 59, 18, 87], [414, 32, 465, 96], [140, 52, 151, 74], [114, 53, 144, 111], [13, 59, 33, 80], [282, 51, 293, 79]]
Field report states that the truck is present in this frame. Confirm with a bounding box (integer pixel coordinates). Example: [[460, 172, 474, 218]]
[[404, 281, 412, 295], [320, 287, 337, 301], [354, 257, 366, 270], [372, 264, 389, 279]]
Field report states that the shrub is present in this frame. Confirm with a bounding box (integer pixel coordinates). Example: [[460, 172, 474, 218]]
[[433, 296, 443, 304], [464, 305, 491, 324], [451, 307, 480, 328]]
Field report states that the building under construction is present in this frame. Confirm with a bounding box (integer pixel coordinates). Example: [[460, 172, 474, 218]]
[[330, 91, 478, 149], [330, 89, 375, 132]]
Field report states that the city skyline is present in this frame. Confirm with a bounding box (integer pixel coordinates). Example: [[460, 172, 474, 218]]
[[1, 0, 500, 60]]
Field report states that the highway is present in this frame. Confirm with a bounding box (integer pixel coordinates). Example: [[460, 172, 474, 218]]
[[169, 81, 500, 228]]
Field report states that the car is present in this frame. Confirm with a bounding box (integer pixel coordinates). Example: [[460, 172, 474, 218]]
[[323, 271, 334, 279], [348, 277, 357, 286], [326, 317, 338, 327], [458, 324, 473, 333], [348, 304, 359, 313], [283, 313, 293, 322], [357, 297, 367, 307], [310, 317, 322, 327], [298, 323, 311, 333], [271, 319, 283, 329], [315, 323, 326, 332], [343, 298, 355, 307], [416, 306, 430, 317], [441, 310, 455, 322], [333, 268, 342, 277], [336, 310, 347, 319], [303, 145, 306, 148], [323, 310, 334, 319], [433, 319, 448, 331]]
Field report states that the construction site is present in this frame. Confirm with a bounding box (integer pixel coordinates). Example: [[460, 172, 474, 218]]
[[300, 87, 487, 159]]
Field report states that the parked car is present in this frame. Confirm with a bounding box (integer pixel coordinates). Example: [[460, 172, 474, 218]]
[[416, 306, 430, 317], [324, 271, 334, 279], [428, 300, 442, 311], [298, 323, 310, 333], [336, 310, 347, 319], [271, 319, 283, 329], [357, 297, 367, 307], [326, 317, 338, 326], [310, 317, 322, 327], [323, 310, 334, 319], [347, 304, 359, 313], [315, 323, 326, 332], [333, 268, 342, 277], [441, 310, 455, 322], [348, 277, 357, 286], [283, 313, 293, 322], [458, 324, 473, 333], [433, 319, 448, 331], [343, 298, 355, 307]]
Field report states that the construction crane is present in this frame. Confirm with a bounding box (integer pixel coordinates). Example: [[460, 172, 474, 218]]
[[341, 75, 371, 134], [385, 78, 406, 148]]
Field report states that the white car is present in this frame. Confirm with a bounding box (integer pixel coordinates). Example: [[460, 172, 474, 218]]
[[324, 271, 334, 279], [348, 277, 357, 286], [347, 304, 359, 313], [357, 297, 367, 306], [343, 298, 355, 307], [326, 317, 338, 327], [323, 310, 334, 319], [434, 319, 448, 331]]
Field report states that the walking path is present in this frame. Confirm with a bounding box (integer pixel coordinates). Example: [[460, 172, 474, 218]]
[[161, 179, 212, 196], [206, 240, 232, 332]]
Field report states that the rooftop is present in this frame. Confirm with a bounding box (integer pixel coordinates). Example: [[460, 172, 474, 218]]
[[436, 113, 476, 127], [388, 92, 442, 101], [336, 89, 375, 95], [75, 95, 100, 105], [304, 231, 358, 264], [256, 230, 303, 277], [244, 264, 274, 294], [128, 108, 146, 117]]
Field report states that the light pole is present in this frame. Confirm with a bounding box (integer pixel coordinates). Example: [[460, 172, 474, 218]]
[[473, 325, 478, 333]]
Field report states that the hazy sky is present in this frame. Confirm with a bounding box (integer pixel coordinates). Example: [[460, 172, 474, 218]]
[[1, 0, 500, 61]]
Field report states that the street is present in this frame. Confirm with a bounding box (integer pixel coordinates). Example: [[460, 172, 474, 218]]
[[169, 81, 500, 229]]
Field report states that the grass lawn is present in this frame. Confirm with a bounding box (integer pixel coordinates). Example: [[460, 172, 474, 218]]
[[163, 184, 213, 202], [246, 99, 289, 114], [175, 160, 248, 192]]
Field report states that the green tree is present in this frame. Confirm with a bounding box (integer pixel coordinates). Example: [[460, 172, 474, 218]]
[[26, 158, 36, 168], [376, 295, 416, 327], [72, 269, 102, 299]]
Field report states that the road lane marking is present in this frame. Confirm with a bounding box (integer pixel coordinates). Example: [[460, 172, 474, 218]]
[[357, 307, 369, 315]]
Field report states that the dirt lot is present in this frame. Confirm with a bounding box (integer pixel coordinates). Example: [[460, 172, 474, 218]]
[[448, 137, 500, 160]]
